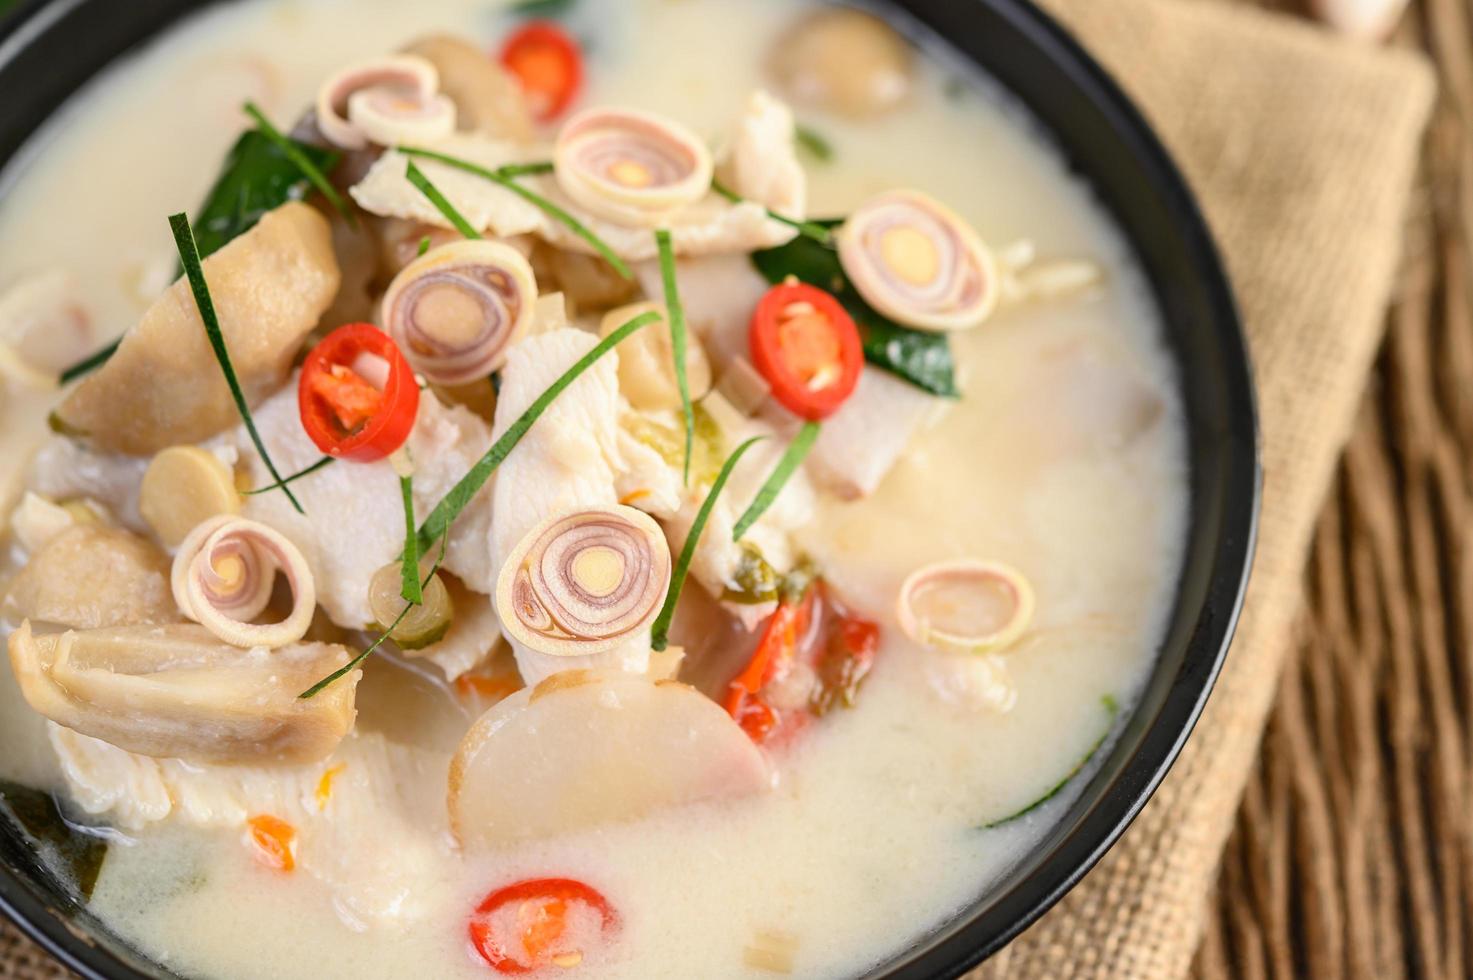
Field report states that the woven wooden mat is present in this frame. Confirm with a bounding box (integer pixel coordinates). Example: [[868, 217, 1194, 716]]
[[1, 1, 1468, 978]]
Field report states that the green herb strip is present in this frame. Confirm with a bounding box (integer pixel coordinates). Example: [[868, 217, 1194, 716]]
[[981, 695, 1119, 829], [298, 533, 448, 699], [58, 340, 120, 385], [398, 146, 632, 280], [651, 436, 765, 652], [242, 455, 335, 496], [399, 474, 423, 605], [509, 0, 576, 17], [751, 225, 959, 398], [169, 212, 303, 515], [654, 229, 694, 485], [710, 178, 834, 246], [405, 161, 483, 240], [243, 101, 356, 228], [414, 310, 661, 552], [417, 235, 432, 256], [794, 123, 834, 163], [732, 419, 820, 540]]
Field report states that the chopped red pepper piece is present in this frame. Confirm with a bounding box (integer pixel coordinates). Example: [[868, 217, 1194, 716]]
[[499, 22, 584, 122]]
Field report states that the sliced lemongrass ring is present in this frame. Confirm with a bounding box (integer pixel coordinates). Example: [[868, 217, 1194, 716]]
[[837, 189, 997, 332], [380, 239, 536, 386], [495, 505, 672, 657], [896, 559, 1034, 655], [553, 107, 714, 227], [316, 55, 441, 150], [347, 87, 456, 147], [171, 515, 316, 649]]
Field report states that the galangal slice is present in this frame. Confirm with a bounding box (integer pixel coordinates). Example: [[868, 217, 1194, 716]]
[[448, 669, 770, 848]]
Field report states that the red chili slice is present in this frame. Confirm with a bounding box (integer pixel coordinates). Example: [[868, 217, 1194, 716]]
[[499, 22, 584, 122], [749, 282, 863, 421], [468, 878, 618, 974], [298, 323, 419, 462]]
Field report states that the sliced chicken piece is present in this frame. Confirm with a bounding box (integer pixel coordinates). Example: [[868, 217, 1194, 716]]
[[9, 621, 359, 765], [50, 726, 447, 929], [792, 369, 948, 500], [351, 91, 805, 262], [25, 436, 151, 532], [632, 252, 770, 371], [489, 328, 650, 684], [4, 524, 178, 629], [52, 203, 340, 455], [620, 394, 813, 631], [408, 578, 501, 681], [230, 380, 496, 628], [449, 669, 771, 848]]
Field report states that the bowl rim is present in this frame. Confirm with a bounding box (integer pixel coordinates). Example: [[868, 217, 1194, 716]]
[[0, 0, 1260, 977]]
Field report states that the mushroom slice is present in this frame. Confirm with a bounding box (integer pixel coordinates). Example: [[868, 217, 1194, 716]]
[[553, 107, 714, 227], [836, 190, 997, 332], [448, 669, 770, 847], [495, 506, 671, 658], [316, 54, 451, 150], [4, 525, 178, 629], [381, 240, 536, 385], [7, 620, 359, 764], [896, 559, 1035, 655], [171, 515, 316, 649]]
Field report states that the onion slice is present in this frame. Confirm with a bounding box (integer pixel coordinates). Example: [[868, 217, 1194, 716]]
[[836, 189, 997, 332], [553, 107, 714, 227], [170, 515, 316, 649], [316, 55, 451, 150], [495, 505, 672, 657], [896, 559, 1034, 655], [380, 239, 536, 386]]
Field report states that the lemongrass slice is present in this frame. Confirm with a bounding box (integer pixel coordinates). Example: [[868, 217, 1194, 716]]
[[836, 189, 997, 332], [381, 239, 536, 385], [495, 505, 672, 657], [347, 87, 456, 147], [896, 559, 1034, 655], [553, 107, 714, 227], [316, 55, 444, 150], [170, 515, 316, 649]]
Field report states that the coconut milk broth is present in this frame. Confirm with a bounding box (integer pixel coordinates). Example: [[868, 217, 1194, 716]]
[[0, 0, 1188, 977]]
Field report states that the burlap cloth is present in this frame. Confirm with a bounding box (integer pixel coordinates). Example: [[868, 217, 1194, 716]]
[[0, 0, 1444, 977]]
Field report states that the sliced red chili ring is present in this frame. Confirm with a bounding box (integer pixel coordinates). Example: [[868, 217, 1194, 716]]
[[499, 22, 584, 123], [468, 877, 618, 974], [298, 322, 419, 462], [749, 282, 863, 421]]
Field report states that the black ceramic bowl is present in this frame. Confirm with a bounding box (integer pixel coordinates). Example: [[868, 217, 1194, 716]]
[[0, 0, 1258, 977]]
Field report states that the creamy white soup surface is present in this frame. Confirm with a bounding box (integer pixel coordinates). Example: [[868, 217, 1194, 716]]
[[0, 0, 1188, 977]]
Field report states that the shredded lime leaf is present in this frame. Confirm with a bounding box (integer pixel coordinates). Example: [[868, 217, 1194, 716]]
[[242, 455, 335, 496], [399, 474, 423, 605], [651, 436, 765, 652], [405, 161, 483, 239], [795, 124, 834, 163], [414, 310, 661, 551], [417, 235, 432, 256], [298, 532, 449, 700], [398, 146, 632, 280], [169, 212, 303, 515], [710, 178, 834, 246], [243, 101, 356, 228], [981, 694, 1119, 828], [654, 229, 694, 486], [58, 341, 119, 385], [732, 420, 820, 540]]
